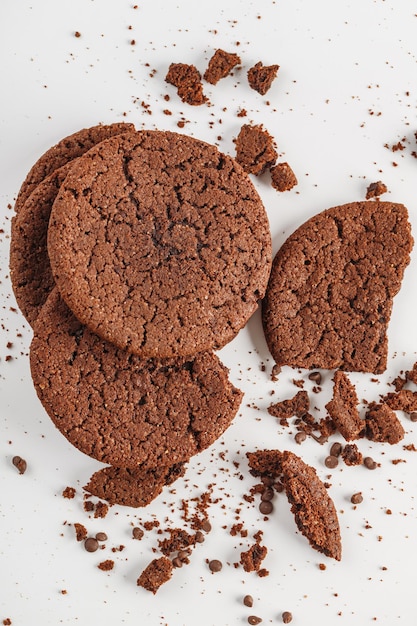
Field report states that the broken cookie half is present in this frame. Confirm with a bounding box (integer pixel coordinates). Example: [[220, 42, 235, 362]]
[[262, 201, 413, 374]]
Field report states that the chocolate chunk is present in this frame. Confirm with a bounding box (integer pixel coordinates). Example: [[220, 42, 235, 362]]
[[12, 455, 27, 474]]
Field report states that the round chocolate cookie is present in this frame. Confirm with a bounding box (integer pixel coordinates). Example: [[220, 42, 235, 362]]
[[10, 162, 73, 326], [262, 201, 413, 374], [47, 130, 271, 358], [13, 122, 135, 216], [84, 462, 186, 507], [30, 289, 243, 469]]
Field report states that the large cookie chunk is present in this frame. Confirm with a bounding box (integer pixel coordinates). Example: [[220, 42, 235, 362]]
[[262, 201, 413, 373], [30, 289, 242, 470], [47, 130, 271, 358]]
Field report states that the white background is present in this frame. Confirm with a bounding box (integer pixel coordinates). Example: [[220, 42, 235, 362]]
[[1, 1, 417, 625]]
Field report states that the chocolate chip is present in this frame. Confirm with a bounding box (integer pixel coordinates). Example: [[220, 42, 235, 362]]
[[208, 559, 222, 572], [282, 611, 293, 623], [410, 411, 417, 422], [330, 442, 343, 457], [259, 500, 273, 515], [308, 371, 322, 385], [84, 537, 99, 552], [95, 532, 108, 542], [12, 455, 27, 474], [294, 430, 306, 444], [363, 456, 377, 470], [324, 455, 338, 469], [172, 557, 183, 568], [248, 617, 262, 625], [201, 519, 212, 533], [243, 594, 254, 607], [351, 492, 363, 504], [132, 527, 144, 540]]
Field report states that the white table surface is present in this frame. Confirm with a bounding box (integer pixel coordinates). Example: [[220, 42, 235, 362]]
[[1, 1, 417, 624]]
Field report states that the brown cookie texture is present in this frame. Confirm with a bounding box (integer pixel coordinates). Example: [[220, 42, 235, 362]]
[[203, 49, 241, 84], [137, 556, 173, 593], [365, 402, 405, 444], [13, 122, 135, 216], [29, 289, 243, 469], [10, 162, 73, 326], [262, 201, 413, 374], [84, 462, 186, 507], [247, 449, 342, 560], [234, 123, 277, 175], [48, 130, 272, 359], [165, 63, 207, 105], [325, 370, 365, 441], [247, 61, 279, 95]]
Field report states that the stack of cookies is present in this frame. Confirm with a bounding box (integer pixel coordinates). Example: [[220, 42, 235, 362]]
[[10, 123, 272, 507]]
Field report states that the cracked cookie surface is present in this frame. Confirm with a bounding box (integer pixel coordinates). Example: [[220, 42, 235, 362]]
[[30, 289, 243, 469], [13, 122, 135, 216], [47, 130, 272, 358], [262, 201, 413, 374]]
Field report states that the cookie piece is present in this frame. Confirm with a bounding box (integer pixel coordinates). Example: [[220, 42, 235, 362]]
[[84, 462, 186, 507], [262, 201, 413, 373], [270, 162, 298, 192], [10, 163, 73, 326], [365, 402, 405, 444], [234, 124, 277, 175], [13, 122, 135, 216], [267, 390, 310, 420], [247, 449, 342, 560], [165, 63, 207, 105], [48, 130, 271, 358], [203, 49, 241, 84], [325, 371, 364, 441], [30, 289, 243, 469], [384, 389, 417, 414], [137, 556, 173, 593], [247, 61, 279, 95]]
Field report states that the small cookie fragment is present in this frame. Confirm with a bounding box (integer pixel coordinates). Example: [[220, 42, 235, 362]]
[[165, 63, 207, 105], [137, 556, 173, 593], [341, 443, 363, 466], [384, 389, 417, 414], [235, 124, 277, 175], [84, 463, 186, 507], [203, 49, 241, 84], [247, 61, 279, 95], [366, 181, 388, 199], [325, 371, 365, 441], [365, 402, 405, 444], [240, 541, 268, 573], [247, 449, 342, 560], [268, 390, 310, 420], [270, 162, 298, 192]]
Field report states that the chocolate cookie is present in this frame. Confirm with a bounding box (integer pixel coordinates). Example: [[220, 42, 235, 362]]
[[84, 462, 186, 507], [48, 130, 272, 358], [30, 289, 242, 469], [262, 201, 413, 374], [10, 163, 73, 326], [13, 122, 135, 216]]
